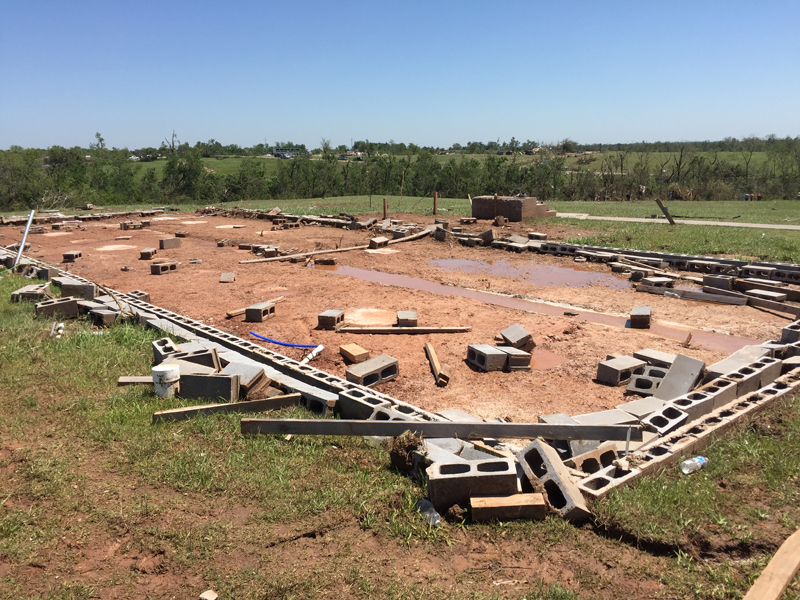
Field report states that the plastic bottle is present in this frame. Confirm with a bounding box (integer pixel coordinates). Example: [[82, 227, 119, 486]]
[[415, 499, 442, 527], [680, 456, 708, 475]]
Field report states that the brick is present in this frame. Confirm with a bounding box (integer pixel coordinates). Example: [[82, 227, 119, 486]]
[[497, 346, 532, 371], [140, 248, 158, 260], [219, 272, 235, 283], [516, 439, 590, 522], [89, 309, 119, 327], [470, 494, 546, 521], [150, 261, 178, 275], [159, 237, 180, 250], [596, 356, 646, 385], [178, 373, 240, 403], [369, 236, 389, 249], [61, 281, 96, 300], [633, 348, 677, 368], [340, 343, 369, 363], [397, 310, 417, 327], [652, 354, 705, 400], [467, 344, 507, 372], [345, 354, 399, 387], [35, 297, 79, 318], [317, 309, 344, 329], [427, 458, 519, 513], [500, 323, 532, 349], [245, 302, 275, 322], [630, 306, 651, 329]]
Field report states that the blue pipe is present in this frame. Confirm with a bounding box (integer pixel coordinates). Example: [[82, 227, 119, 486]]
[[249, 331, 318, 348]]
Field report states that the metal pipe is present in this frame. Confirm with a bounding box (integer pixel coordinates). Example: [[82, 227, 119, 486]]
[[13, 210, 36, 268]]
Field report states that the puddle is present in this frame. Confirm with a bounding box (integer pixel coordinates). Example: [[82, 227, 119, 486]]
[[316, 265, 759, 353], [216, 224, 237, 229], [181, 220, 207, 225], [96, 244, 136, 251], [152, 217, 177, 221], [313, 264, 339, 271], [42, 232, 72, 237], [531, 349, 567, 370], [346, 308, 396, 326], [365, 248, 400, 255], [430, 258, 630, 289]]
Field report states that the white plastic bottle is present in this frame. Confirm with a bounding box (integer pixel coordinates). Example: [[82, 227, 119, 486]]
[[415, 499, 442, 527], [680, 456, 708, 475]]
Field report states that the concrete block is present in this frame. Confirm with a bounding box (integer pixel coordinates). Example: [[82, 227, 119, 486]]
[[369, 236, 389, 249], [221, 362, 267, 393], [77, 300, 106, 316], [89, 309, 119, 327], [369, 406, 422, 421], [500, 323, 532, 349], [150, 261, 178, 275], [470, 494, 546, 521], [345, 354, 398, 387], [172, 359, 218, 376], [153, 338, 180, 364], [577, 464, 641, 499], [669, 391, 715, 422], [177, 341, 207, 354], [317, 309, 344, 329], [642, 405, 689, 436], [159, 237, 181, 250], [538, 412, 598, 459], [705, 345, 771, 381], [397, 310, 417, 327], [411, 445, 466, 481], [781, 356, 800, 375], [726, 357, 782, 395], [61, 281, 96, 300], [245, 302, 275, 322], [427, 458, 519, 513], [781, 321, 800, 344], [35, 296, 79, 318], [178, 373, 240, 403], [62, 250, 82, 262], [703, 274, 734, 290], [760, 341, 790, 359], [641, 276, 673, 287], [697, 377, 739, 410], [596, 356, 646, 385], [616, 396, 666, 420], [574, 409, 639, 426], [630, 306, 651, 329], [10, 284, 51, 303], [169, 348, 221, 371], [564, 442, 618, 474], [745, 289, 787, 302], [140, 248, 157, 260], [219, 272, 235, 283], [340, 343, 369, 363], [336, 388, 390, 420], [633, 348, 677, 368], [127, 290, 151, 303], [516, 440, 590, 522], [497, 346, 532, 371], [37, 267, 59, 281], [625, 365, 668, 396], [528, 232, 547, 240], [175, 231, 189, 238], [467, 344, 508, 372], [653, 354, 705, 400]]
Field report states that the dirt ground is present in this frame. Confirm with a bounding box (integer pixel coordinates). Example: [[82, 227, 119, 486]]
[[10, 210, 789, 422]]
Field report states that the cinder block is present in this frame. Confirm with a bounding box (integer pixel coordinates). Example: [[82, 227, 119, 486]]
[[10, 284, 51, 303], [345, 354, 398, 387], [641, 276, 673, 287], [340, 343, 369, 363], [397, 310, 417, 327], [61, 281, 96, 300], [245, 302, 275, 322], [221, 361, 268, 394], [336, 388, 390, 420], [703, 274, 734, 290], [172, 359, 218, 376], [317, 309, 344, 329], [652, 354, 705, 400], [467, 344, 508, 372], [219, 272, 235, 283], [62, 251, 82, 262], [705, 345, 771, 381], [470, 494, 546, 521], [159, 237, 181, 250], [427, 459, 519, 513], [745, 289, 787, 302], [35, 296, 79, 318], [630, 306, 651, 329], [77, 300, 106, 316], [150, 261, 177, 275], [642, 405, 689, 436], [175, 231, 189, 238], [625, 365, 667, 396], [564, 442, 618, 474], [727, 357, 782, 395], [574, 409, 639, 426], [497, 346, 532, 371], [89, 309, 119, 327], [527, 232, 547, 240], [538, 412, 598, 459], [781, 321, 800, 344], [697, 377, 739, 409], [577, 464, 642, 499], [369, 236, 389, 249], [596, 356, 646, 385], [668, 391, 715, 422], [500, 323, 533, 349], [616, 396, 666, 420], [169, 348, 221, 371], [516, 439, 590, 522], [37, 267, 59, 281], [153, 338, 180, 364], [178, 373, 240, 403], [369, 406, 421, 421], [127, 290, 151, 303]]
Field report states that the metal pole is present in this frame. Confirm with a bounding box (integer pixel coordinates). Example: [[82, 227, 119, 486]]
[[13, 210, 35, 268]]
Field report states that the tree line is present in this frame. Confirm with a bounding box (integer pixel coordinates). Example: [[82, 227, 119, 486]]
[[1, 135, 799, 210]]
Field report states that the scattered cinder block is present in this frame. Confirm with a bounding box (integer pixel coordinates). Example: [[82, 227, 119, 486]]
[[159, 237, 181, 250], [669, 391, 716, 422], [653, 354, 706, 400], [577, 464, 642, 499], [345, 354, 399, 387], [219, 272, 235, 283], [179, 373, 240, 403], [340, 343, 369, 364], [140, 248, 158, 260], [217, 239, 232, 247], [497, 346, 532, 371], [153, 338, 180, 364], [705, 345, 770, 381], [564, 442, 618, 474], [633, 348, 677, 369], [89, 309, 119, 327], [245, 302, 275, 322], [369, 236, 389, 249], [538, 413, 598, 459], [616, 396, 666, 420], [470, 494, 546, 521], [630, 306, 651, 329], [397, 310, 417, 327], [35, 296, 79, 318], [127, 290, 151, 303], [317, 309, 344, 330], [467, 344, 508, 372], [220, 362, 267, 394], [150, 261, 178, 275], [10, 284, 51, 303], [61, 281, 96, 300], [500, 323, 533, 349], [641, 276, 673, 288], [516, 439, 590, 522], [172, 360, 218, 376], [77, 300, 106, 316], [642, 405, 689, 436], [62, 251, 82, 262], [335, 388, 390, 420], [781, 321, 800, 344], [175, 231, 189, 238], [596, 356, 645, 385], [703, 274, 735, 290], [745, 289, 788, 302], [427, 459, 519, 513], [625, 365, 668, 396], [169, 348, 221, 371], [574, 409, 639, 426], [527, 232, 547, 240], [37, 267, 59, 281]]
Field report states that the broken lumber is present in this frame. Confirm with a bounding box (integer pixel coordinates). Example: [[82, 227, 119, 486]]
[[636, 285, 747, 305], [226, 296, 285, 318], [424, 342, 450, 386], [239, 245, 369, 264], [117, 376, 154, 386], [337, 326, 470, 334], [736, 279, 800, 302], [742, 526, 800, 600], [702, 286, 800, 316], [654, 199, 676, 225], [240, 419, 643, 441], [152, 393, 301, 423]]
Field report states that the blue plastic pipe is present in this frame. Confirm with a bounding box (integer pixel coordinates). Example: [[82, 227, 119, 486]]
[[249, 331, 318, 348]]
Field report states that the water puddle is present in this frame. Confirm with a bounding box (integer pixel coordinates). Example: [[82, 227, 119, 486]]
[[531, 349, 567, 370], [313, 264, 339, 271], [95, 244, 136, 251], [430, 258, 630, 289], [312, 264, 759, 353]]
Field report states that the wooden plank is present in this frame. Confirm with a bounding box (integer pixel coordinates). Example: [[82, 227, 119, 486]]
[[743, 527, 800, 600], [654, 199, 676, 225], [118, 376, 153, 386], [702, 286, 747, 298], [637, 285, 747, 305], [736, 279, 800, 302], [424, 342, 449, 386], [239, 245, 369, 264], [240, 418, 643, 441], [337, 326, 470, 334], [471, 493, 546, 521], [226, 296, 285, 318], [746, 295, 800, 317], [153, 393, 301, 423]]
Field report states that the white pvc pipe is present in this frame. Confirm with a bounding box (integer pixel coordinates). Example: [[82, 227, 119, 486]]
[[13, 210, 35, 268]]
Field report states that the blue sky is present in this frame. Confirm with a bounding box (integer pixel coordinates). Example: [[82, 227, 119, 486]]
[[1, 1, 798, 150]]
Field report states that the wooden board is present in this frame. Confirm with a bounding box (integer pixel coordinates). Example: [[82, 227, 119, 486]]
[[226, 296, 285, 318], [471, 493, 546, 521], [743, 527, 800, 600], [337, 326, 470, 334], [240, 418, 643, 441], [424, 342, 449, 386], [118, 376, 154, 386], [153, 393, 301, 423], [736, 279, 800, 302], [637, 285, 747, 305]]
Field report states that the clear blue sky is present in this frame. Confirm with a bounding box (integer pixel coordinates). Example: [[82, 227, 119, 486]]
[[1, 0, 798, 150]]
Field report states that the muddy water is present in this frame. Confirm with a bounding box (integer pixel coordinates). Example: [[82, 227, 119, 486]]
[[314, 264, 760, 353], [430, 258, 631, 289]]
